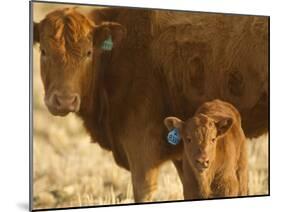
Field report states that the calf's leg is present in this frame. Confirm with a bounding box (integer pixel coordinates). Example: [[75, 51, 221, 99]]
[[216, 175, 239, 197], [237, 139, 249, 195], [182, 155, 205, 199]]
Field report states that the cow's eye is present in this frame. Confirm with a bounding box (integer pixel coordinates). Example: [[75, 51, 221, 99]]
[[211, 138, 216, 143], [41, 49, 46, 56], [86, 50, 92, 57]]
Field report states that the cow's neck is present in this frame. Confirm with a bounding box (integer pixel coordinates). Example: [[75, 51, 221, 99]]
[[78, 51, 113, 151]]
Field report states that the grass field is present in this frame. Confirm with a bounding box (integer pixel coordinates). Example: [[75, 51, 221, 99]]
[[32, 4, 269, 210]]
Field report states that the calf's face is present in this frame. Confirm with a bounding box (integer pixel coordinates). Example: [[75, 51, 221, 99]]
[[33, 9, 125, 116], [164, 114, 233, 173]]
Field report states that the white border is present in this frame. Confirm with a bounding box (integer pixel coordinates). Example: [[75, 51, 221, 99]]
[[0, 0, 278, 212]]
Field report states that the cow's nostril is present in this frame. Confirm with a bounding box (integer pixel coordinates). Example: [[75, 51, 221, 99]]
[[53, 93, 79, 109]]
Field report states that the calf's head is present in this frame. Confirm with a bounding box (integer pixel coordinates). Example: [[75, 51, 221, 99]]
[[164, 114, 233, 173], [33, 8, 125, 116]]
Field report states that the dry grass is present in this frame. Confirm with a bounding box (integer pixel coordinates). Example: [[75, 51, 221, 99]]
[[32, 3, 269, 210]]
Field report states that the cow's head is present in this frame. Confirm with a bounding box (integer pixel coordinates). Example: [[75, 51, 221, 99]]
[[33, 8, 125, 116], [164, 114, 233, 173]]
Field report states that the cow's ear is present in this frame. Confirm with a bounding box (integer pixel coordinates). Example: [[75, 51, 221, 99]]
[[215, 117, 233, 137], [164, 117, 184, 131], [33, 22, 40, 44], [93, 22, 126, 50]]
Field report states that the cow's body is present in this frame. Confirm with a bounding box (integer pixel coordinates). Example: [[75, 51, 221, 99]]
[[34, 8, 268, 201]]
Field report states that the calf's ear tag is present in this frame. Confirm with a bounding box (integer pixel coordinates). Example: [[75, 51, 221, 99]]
[[167, 128, 181, 145], [101, 36, 113, 51]]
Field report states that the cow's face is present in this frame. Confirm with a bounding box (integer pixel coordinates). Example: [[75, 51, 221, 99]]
[[33, 8, 125, 116], [164, 114, 233, 173]]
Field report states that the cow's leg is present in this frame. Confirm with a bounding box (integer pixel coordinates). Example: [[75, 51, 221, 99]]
[[119, 83, 167, 202], [121, 123, 162, 202], [129, 162, 160, 202], [126, 142, 160, 202]]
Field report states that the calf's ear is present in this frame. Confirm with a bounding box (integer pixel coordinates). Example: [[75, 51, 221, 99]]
[[164, 117, 184, 131], [33, 22, 40, 44], [93, 22, 126, 50], [215, 117, 233, 137]]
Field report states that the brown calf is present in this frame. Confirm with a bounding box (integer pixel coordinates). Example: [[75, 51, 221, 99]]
[[164, 99, 248, 199]]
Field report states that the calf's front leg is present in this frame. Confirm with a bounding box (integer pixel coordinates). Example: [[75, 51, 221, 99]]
[[216, 175, 239, 197], [182, 155, 211, 199]]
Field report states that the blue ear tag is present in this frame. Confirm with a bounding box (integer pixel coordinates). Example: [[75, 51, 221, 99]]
[[101, 36, 113, 51], [167, 128, 181, 145]]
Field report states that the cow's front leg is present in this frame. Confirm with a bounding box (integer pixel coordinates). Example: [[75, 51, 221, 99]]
[[130, 164, 159, 202], [125, 140, 161, 202], [122, 123, 163, 202]]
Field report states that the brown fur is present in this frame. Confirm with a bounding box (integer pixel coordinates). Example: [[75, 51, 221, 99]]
[[34, 7, 267, 202], [151, 11, 268, 138], [164, 99, 248, 199]]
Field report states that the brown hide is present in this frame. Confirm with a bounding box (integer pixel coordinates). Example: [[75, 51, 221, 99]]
[[150, 11, 268, 138], [192, 100, 248, 198], [34, 7, 268, 202], [165, 100, 248, 198], [90, 7, 268, 136]]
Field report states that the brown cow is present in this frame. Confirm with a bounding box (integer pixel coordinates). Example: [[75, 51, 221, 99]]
[[33, 7, 268, 202], [164, 99, 248, 199]]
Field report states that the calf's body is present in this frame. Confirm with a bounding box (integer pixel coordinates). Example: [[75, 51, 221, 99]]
[[165, 100, 248, 199]]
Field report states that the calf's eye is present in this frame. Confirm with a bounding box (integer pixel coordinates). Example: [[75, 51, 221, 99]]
[[86, 50, 92, 57], [211, 138, 216, 143], [186, 137, 192, 143]]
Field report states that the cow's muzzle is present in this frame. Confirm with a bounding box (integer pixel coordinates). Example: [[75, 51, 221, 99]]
[[45, 92, 81, 116]]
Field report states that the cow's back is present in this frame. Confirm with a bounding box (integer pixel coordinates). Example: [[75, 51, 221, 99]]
[[151, 11, 268, 138], [89, 8, 268, 140]]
